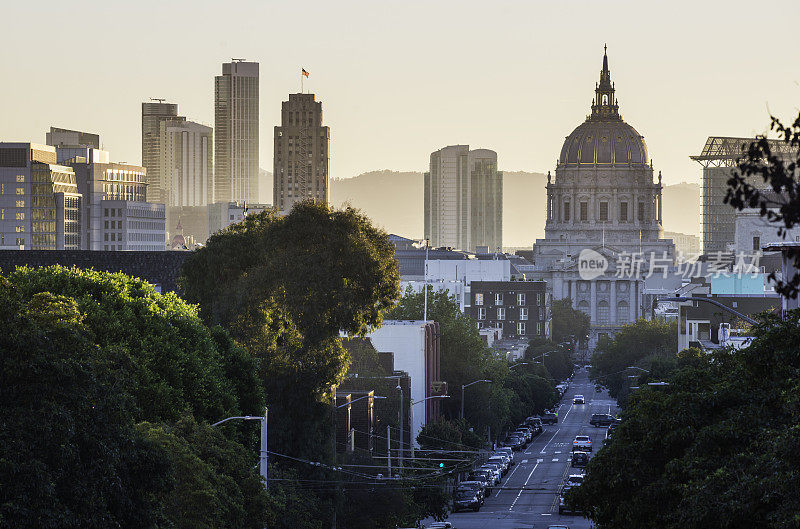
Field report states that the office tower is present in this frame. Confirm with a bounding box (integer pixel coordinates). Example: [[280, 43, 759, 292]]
[[46, 127, 100, 150], [691, 136, 796, 254], [424, 145, 502, 252], [215, 60, 259, 203], [0, 143, 81, 250], [161, 119, 213, 207], [273, 93, 330, 214], [142, 101, 178, 205]]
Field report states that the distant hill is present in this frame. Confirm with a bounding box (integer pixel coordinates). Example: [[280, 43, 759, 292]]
[[330, 170, 547, 247], [327, 172, 701, 247], [662, 182, 701, 237]]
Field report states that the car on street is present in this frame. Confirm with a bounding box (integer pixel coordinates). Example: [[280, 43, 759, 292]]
[[453, 481, 484, 512], [573, 435, 592, 452], [571, 451, 589, 468], [487, 455, 508, 474], [573, 394, 585, 404], [492, 451, 512, 469], [467, 470, 493, 496], [525, 416, 543, 430], [566, 474, 585, 487], [514, 426, 533, 443], [426, 523, 454, 529], [541, 411, 558, 424], [495, 446, 514, 465], [503, 434, 526, 450], [480, 463, 501, 484], [590, 413, 616, 427]]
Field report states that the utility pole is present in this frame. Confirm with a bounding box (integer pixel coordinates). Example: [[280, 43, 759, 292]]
[[387, 425, 392, 477], [423, 239, 429, 321]]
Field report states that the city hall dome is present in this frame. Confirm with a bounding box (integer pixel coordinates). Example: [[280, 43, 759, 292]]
[[557, 46, 648, 167]]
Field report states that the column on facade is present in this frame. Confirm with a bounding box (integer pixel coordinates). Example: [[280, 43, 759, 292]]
[[609, 278, 617, 325], [629, 280, 637, 322], [590, 280, 597, 324], [657, 184, 663, 225]]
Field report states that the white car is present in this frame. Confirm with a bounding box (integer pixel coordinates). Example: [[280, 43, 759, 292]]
[[573, 394, 585, 404], [566, 474, 585, 487], [573, 435, 592, 452]]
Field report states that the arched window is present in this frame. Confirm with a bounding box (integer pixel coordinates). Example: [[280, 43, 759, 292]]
[[597, 301, 610, 324], [617, 301, 629, 324], [602, 94, 608, 105], [577, 300, 590, 316]]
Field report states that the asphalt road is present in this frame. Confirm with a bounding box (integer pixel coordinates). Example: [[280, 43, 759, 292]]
[[438, 368, 617, 529]]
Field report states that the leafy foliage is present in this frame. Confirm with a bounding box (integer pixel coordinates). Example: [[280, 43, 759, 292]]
[[573, 312, 800, 528], [725, 113, 800, 298], [551, 298, 590, 344]]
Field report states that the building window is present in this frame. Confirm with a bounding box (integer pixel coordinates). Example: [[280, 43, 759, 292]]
[[580, 202, 588, 222], [599, 201, 609, 221], [497, 307, 506, 320], [16, 175, 25, 182], [620, 202, 628, 221], [16, 187, 24, 195], [15, 226, 24, 233], [517, 293, 526, 305], [475, 293, 484, 306], [16, 238, 24, 246], [520, 307, 528, 321], [479, 307, 486, 320], [753, 236, 760, 252], [617, 301, 629, 324], [537, 293, 542, 306], [597, 301, 610, 324], [563, 201, 571, 221], [537, 322, 542, 335], [517, 322, 526, 335], [638, 202, 645, 222], [15, 200, 24, 207], [495, 293, 503, 305], [15, 212, 24, 220]]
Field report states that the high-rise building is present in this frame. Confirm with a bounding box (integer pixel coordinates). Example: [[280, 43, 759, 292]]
[[424, 145, 502, 252], [160, 119, 213, 207], [273, 93, 330, 214], [142, 101, 178, 205], [215, 60, 259, 204], [691, 136, 796, 254], [0, 143, 82, 250], [46, 127, 100, 150]]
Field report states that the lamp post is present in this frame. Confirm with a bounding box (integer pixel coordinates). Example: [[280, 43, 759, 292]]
[[461, 379, 492, 420], [626, 366, 650, 373], [212, 408, 268, 490], [509, 362, 529, 370], [396, 384, 404, 470], [409, 395, 450, 458], [530, 352, 550, 363], [335, 394, 386, 408]]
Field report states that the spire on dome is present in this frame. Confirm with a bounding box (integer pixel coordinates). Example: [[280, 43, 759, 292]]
[[590, 45, 620, 120]]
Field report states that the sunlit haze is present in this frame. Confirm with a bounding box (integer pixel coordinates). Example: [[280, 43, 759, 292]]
[[2, 0, 799, 193]]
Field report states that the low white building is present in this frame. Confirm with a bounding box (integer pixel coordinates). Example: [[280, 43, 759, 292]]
[[733, 208, 800, 255], [207, 201, 272, 237], [401, 258, 512, 311], [367, 320, 442, 448]]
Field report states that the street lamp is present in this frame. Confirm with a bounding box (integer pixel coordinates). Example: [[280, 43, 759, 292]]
[[509, 362, 529, 369], [461, 379, 492, 420], [530, 352, 550, 363], [626, 366, 650, 373], [212, 408, 269, 490], [335, 395, 386, 408]]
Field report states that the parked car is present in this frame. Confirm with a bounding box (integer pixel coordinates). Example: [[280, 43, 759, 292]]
[[426, 523, 454, 529], [571, 451, 589, 468], [453, 482, 484, 512], [514, 427, 533, 443], [493, 451, 512, 469], [573, 394, 585, 404], [504, 434, 525, 451], [590, 413, 616, 427], [525, 416, 544, 430], [565, 474, 585, 487], [495, 446, 515, 465], [541, 412, 558, 424], [467, 470, 493, 496], [487, 455, 508, 474], [573, 435, 592, 452], [480, 463, 501, 485]]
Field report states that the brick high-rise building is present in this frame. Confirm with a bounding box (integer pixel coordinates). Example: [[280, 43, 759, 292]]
[[141, 101, 178, 205], [273, 93, 330, 214]]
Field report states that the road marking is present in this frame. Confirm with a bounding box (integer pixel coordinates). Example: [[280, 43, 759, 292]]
[[520, 459, 528, 464], [554, 451, 562, 454], [536, 458, 543, 463], [540, 429, 560, 454], [541, 513, 552, 516], [509, 460, 540, 510], [552, 458, 559, 462]]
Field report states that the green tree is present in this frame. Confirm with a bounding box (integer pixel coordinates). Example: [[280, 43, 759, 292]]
[[551, 298, 590, 345], [590, 319, 677, 402], [0, 269, 269, 529], [572, 313, 800, 528]]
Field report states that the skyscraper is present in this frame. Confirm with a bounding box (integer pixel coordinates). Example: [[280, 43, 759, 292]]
[[273, 93, 330, 214], [142, 101, 178, 205], [215, 60, 259, 204], [160, 119, 212, 208], [424, 145, 502, 252]]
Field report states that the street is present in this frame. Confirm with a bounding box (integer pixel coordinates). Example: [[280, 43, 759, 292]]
[[440, 368, 617, 529]]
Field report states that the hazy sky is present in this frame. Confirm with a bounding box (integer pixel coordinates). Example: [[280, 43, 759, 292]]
[[2, 0, 799, 202]]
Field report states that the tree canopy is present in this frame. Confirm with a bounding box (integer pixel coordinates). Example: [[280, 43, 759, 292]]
[[573, 313, 800, 528], [551, 298, 591, 345]]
